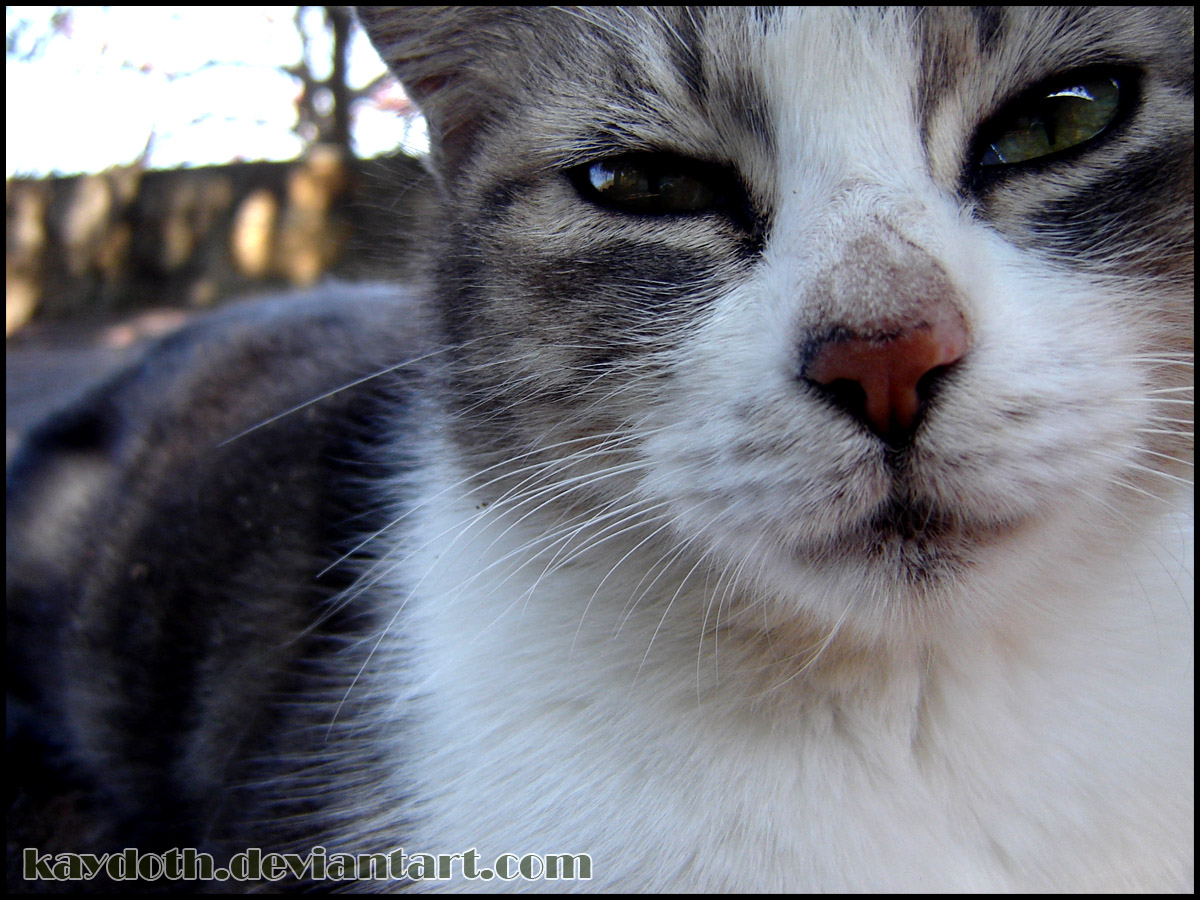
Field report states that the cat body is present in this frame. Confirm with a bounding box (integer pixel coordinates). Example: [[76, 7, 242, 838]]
[[6, 6, 1193, 892]]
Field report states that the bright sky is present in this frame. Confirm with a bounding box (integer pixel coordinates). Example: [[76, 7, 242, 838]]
[[5, 6, 429, 178]]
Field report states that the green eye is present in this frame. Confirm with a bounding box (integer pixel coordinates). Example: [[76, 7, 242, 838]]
[[571, 153, 725, 215], [979, 73, 1124, 167]]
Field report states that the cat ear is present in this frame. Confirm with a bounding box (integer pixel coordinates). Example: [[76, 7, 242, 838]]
[[357, 7, 539, 177]]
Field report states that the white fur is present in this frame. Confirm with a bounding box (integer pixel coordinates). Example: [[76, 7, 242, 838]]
[[387, 452, 1190, 892]]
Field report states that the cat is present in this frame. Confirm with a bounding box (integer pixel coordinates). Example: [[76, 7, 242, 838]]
[[6, 6, 1193, 893]]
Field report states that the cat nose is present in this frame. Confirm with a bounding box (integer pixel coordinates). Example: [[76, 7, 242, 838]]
[[802, 306, 969, 447]]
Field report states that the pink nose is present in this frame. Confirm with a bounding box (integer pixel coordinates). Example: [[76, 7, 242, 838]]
[[803, 307, 969, 447]]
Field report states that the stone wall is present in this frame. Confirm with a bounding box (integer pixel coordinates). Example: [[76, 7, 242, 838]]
[[6, 149, 433, 335]]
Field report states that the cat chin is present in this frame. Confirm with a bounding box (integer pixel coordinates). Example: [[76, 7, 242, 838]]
[[681, 496, 1083, 646], [742, 483, 1169, 654], [656, 457, 1038, 578]]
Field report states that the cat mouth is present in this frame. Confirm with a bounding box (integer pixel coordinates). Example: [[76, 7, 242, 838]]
[[809, 493, 1023, 580], [866, 495, 959, 542]]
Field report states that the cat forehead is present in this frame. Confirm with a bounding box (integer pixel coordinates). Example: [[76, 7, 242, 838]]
[[547, 7, 1187, 90], [396, 7, 1189, 166]]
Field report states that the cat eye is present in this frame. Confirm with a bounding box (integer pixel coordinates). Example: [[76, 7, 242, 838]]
[[978, 70, 1126, 167], [569, 153, 731, 216]]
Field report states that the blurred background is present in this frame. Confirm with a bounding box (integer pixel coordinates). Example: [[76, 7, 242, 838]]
[[6, 6, 428, 179], [6, 6, 435, 455]]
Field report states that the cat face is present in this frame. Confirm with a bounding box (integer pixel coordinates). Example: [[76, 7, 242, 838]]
[[362, 8, 1193, 643]]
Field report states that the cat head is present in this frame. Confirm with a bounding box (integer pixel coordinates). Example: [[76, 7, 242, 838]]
[[361, 7, 1193, 644]]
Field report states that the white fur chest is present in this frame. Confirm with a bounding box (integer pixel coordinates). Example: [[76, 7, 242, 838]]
[[380, 460, 1192, 892]]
